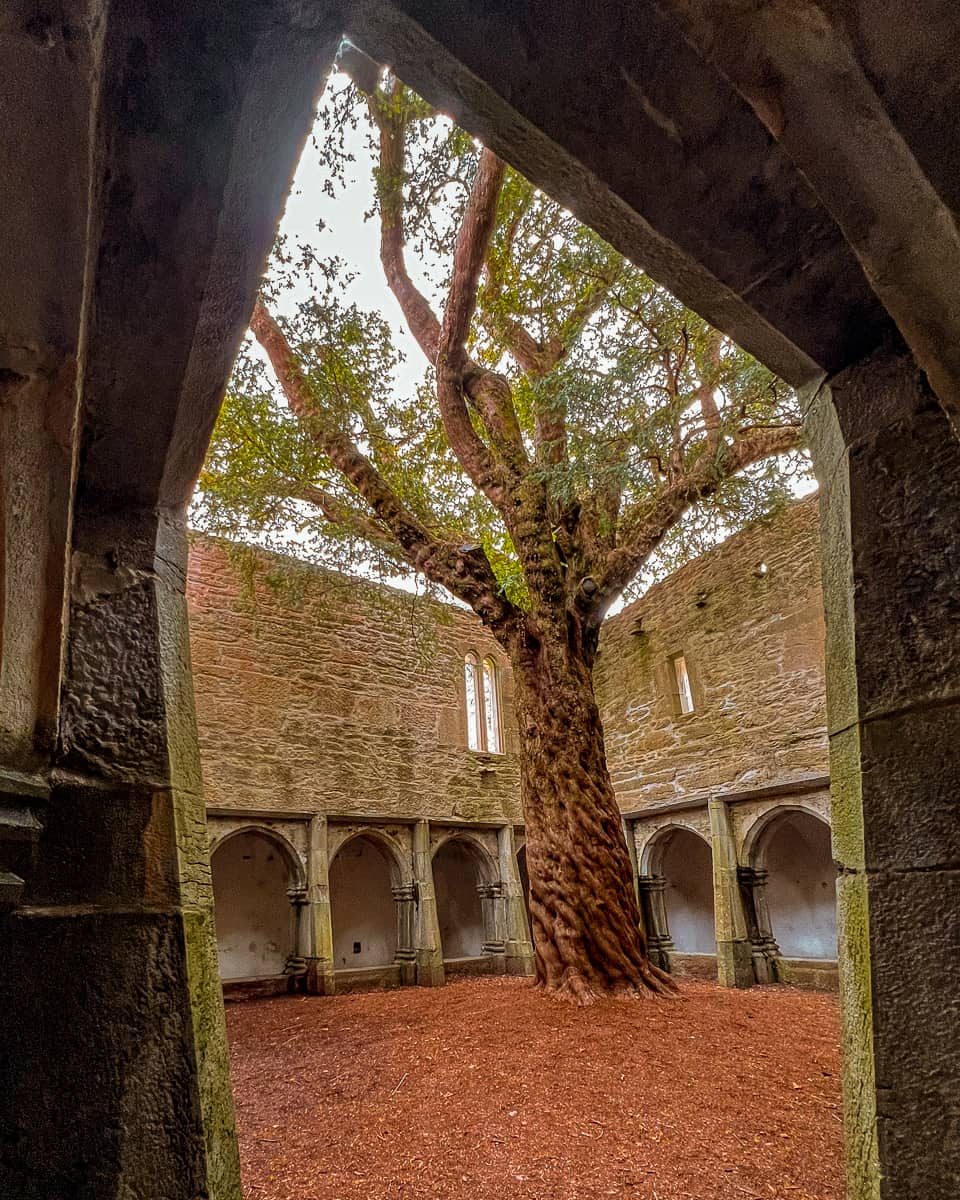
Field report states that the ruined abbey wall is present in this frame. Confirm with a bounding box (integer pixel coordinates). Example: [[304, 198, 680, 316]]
[[187, 538, 521, 827], [594, 494, 828, 811], [188, 497, 836, 993]]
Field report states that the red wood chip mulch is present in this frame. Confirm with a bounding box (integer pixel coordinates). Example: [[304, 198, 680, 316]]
[[226, 975, 843, 1200]]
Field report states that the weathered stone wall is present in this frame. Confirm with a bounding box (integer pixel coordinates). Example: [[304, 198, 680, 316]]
[[187, 538, 521, 826], [595, 495, 827, 811]]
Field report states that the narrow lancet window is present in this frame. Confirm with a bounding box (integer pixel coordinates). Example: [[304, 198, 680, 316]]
[[673, 654, 695, 715], [464, 652, 504, 752], [481, 657, 502, 754], [464, 653, 482, 750]]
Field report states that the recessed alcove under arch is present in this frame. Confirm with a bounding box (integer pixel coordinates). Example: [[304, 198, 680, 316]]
[[432, 836, 495, 960], [643, 825, 716, 956], [329, 834, 399, 970], [749, 807, 837, 961], [211, 827, 301, 981]]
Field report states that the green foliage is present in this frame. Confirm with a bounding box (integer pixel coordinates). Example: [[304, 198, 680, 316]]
[[195, 71, 811, 612]]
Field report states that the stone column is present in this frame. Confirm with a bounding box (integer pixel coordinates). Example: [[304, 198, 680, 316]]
[[0, 514, 242, 1200], [497, 825, 535, 976], [806, 346, 960, 1199], [412, 820, 445, 986], [637, 875, 676, 972], [622, 817, 642, 907], [392, 883, 417, 986], [708, 799, 754, 988], [285, 885, 309, 988], [304, 816, 335, 995], [478, 881, 506, 961], [737, 867, 782, 985]]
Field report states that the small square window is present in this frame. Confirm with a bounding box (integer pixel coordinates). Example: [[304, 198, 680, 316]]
[[672, 654, 695, 715]]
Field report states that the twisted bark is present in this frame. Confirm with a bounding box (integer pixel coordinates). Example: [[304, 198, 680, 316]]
[[508, 624, 676, 1004]]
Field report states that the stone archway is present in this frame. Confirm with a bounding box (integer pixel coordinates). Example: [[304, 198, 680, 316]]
[[432, 836, 499, 964], [639, 824, 716, 977], [329, 835, 399, 974], [211, 828, 303, 982], [748, 808, 837, 963]]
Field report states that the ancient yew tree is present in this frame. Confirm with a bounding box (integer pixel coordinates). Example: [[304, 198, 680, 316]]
[[199, 71, 806, 1003]]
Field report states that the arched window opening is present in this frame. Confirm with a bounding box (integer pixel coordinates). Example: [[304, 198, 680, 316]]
[[464, 652, 482, 750], [482, 657, 502, 753], [464, 651, 503, 753]]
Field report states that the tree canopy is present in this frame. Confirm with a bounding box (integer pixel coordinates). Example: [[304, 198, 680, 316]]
[[195, 67, 811, 1002], [195, 72, 810, 618]]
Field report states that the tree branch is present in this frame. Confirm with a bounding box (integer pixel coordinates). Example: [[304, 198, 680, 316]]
[[601, 423, 805, 599], [367, 86, 443, 364], [250, 298, 515, 628], [290, 482, 400, 549], [694, 327, 724, 454], [435, 150, 525, 499]]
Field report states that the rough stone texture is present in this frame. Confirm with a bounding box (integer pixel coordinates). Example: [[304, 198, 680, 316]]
[[807, 345, 960, 1200], [0, 2, 91, 777], [4, 4, 960, 1197], [1, 3, 347, 1194], [187, 537, 522, 826], [596, 496, 827, 810]]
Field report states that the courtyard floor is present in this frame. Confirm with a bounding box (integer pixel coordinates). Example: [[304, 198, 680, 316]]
[[226, 976, 842, 1200]]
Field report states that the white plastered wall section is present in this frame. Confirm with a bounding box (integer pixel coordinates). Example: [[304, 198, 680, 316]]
[[329, 836, 398, 968], [211, 831, 296, 979], [738, 798, 836, 960]]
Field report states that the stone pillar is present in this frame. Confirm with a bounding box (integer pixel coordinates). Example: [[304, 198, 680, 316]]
[[392, 883, 417, 986], [412, 820, 445, 986], [737, 867, 782, 985], [637, 875, 676, 972], [497, 825, 535, 976], [304, 815, 335, 995], [478, 880, 507, 962], [622, 817, 642, 907], [708, 798, 754, 988], [0, 514, 242, 1200], [806, 346, 960, 1199], [285, 885, 309, 987]]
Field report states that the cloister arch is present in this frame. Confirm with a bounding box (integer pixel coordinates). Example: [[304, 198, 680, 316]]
[[329, 832, 404, 971], [211, 826, 303, 981], [641, 824, 716, 957], [432, 834, 498, 961], [745, 806, 837, 962]]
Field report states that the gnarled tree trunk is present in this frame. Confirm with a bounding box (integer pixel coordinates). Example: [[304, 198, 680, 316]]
[[507, 626, 676, 1004]]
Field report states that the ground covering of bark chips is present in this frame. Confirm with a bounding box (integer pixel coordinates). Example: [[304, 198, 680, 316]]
[[227, 976, 842, 1200]]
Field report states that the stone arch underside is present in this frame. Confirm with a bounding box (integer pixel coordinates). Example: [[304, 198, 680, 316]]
[[211, 828, 298, 981], [329, 834, 399, 970], [753, 808, 837, 961]]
